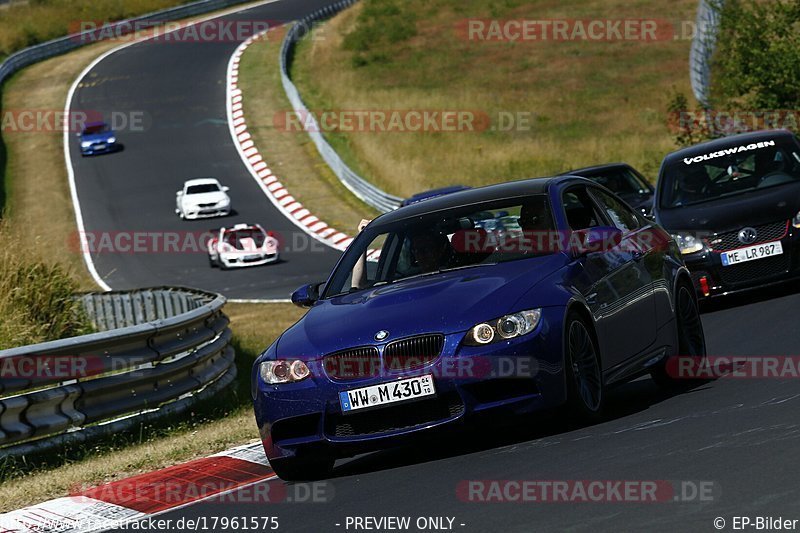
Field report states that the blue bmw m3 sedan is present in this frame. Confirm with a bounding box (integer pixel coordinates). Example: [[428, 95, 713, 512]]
[[252, 176, 706, 480]]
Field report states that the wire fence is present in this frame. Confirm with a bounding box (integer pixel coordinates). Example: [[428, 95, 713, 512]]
[[689, 0, 724, 109]]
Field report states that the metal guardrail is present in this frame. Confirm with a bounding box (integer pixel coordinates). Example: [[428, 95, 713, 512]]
[[689, 0, 724, 109], [0, 288, 234, 457], [279, 0, 403, 213], [0, 0, 257, 90]]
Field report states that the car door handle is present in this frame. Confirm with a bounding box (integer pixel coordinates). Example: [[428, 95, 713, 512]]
[[631, 250, 645, 261]]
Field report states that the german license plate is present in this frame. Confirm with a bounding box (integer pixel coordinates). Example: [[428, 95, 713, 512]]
[[339, 374, 435, 413], [721, 240, 783, 266]]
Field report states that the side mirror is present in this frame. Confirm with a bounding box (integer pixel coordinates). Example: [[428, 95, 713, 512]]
[[222, 186, 230, 192], [291, 282, 323, 308], [571, 226, 623, 256], [176, 191, 183, 197]]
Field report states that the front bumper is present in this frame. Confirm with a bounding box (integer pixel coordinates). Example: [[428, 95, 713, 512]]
[[181, 207, 231, 220], [80, 142, 118, 155], [683, 223, 800, 297], [252, 308, 567, 461], [218, 252, 278, 268]]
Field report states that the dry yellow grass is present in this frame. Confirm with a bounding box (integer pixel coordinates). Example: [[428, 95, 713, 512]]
[[2, 39, 124, 290], [0, 411, 259, 512], [237, 27, 378, 229], [292, 0, 699, 196]]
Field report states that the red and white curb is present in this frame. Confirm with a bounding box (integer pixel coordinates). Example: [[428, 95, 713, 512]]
[[227, 30, 356, 252], [0, 443, 274, 532]]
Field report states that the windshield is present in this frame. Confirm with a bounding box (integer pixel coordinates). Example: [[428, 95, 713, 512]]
[[323, 195, 555, 297], [223, 228, 265, 249], [584, 167, 650, 196], [82, 123, 110, 135], [187, 183, 221, 194], [659, 137, 800, 208]]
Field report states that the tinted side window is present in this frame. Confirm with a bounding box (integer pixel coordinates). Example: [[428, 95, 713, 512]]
[[562, 187, 604, 230], [591, 189, 641, 232]]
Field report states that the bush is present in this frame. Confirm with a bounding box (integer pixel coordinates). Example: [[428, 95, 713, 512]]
[[713, 0, 800, 109], [666, 90, 715, 147], [0, 226, 93, 349]]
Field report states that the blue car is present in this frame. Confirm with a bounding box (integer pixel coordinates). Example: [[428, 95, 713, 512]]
[[400, 185, 471, 207], [79, 121, 119, 156], [252, 176, 706, 480]]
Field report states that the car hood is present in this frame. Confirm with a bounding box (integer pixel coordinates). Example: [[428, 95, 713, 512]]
[[656, 182, 800, 234], [276, 254, 568, 359], [182, 192, 228, 205]]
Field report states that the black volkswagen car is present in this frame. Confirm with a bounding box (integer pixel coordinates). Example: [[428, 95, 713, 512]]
[[563, 163, 655, 217], [654, 129, 800, 298]]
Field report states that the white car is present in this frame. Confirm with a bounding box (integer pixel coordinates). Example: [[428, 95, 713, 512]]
[[176, 178, 231, 220], [207, 223, 279, 269]]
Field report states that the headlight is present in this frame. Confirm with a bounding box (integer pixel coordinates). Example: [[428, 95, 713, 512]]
[[107, 136, 116, 143], [217, 198, 230, 207], [672, 233, 704, 255], [259, 360, 310, 384], [80, 141, 92, 148], [793, 211, 800, 229], [464, 309, 542, 346]]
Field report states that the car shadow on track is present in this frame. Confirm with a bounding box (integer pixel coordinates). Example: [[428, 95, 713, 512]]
[[328, 377, 711, 480]]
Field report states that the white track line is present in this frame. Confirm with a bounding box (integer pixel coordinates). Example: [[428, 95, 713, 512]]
[[225, 30, 355, 252], [63, 0, 283, 292]]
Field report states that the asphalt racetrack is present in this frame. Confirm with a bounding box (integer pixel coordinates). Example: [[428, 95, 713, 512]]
[[130, 282, 800, 532], [68, 0, 341, 300]]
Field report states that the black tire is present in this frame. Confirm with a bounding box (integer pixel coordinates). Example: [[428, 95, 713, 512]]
[[564, 312, 604, 422], [651, 281, 708, 389], [208, 255, 218, 268], [270, 455, 334, 482]]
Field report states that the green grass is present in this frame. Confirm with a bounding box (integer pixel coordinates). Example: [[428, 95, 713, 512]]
[[292, 0, 699, 194], [0, 0, 195, 62]]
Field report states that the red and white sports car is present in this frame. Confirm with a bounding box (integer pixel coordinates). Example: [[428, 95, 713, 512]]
[[207, 223, 279, 269]]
